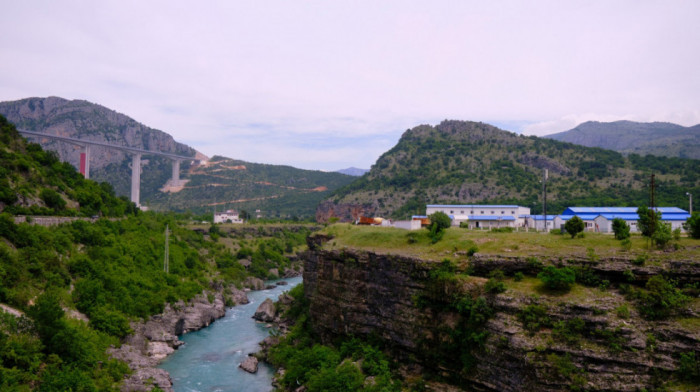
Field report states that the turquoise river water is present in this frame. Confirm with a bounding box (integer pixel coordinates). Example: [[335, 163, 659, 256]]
[[159, 276, 302, 392]]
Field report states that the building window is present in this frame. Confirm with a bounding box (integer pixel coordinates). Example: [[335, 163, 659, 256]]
[[480, 211, 484, 214], [491, 211, 494, 214], [501, 211, 504, 214], [450, 210, 454, 214], [461, 210, 464, 214], [511, 210, 515, 214], [471, 210, 474, 214]]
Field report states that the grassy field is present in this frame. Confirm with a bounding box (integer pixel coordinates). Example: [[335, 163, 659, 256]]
[[320, 224, 700, 262]]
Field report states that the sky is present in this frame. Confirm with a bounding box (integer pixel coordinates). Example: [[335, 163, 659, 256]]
[[1, 1, 699, 171]]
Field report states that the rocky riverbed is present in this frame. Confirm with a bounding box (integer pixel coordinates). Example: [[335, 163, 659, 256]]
[[107, 285, 249, 391]]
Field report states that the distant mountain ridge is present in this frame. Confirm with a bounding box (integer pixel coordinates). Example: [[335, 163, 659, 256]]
[[336, 167, 369, 176], [545, 120, 700, 159], [320, 120, 699, 221]]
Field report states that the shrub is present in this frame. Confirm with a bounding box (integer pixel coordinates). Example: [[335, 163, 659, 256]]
[[632, 254, 647, 266], [612, 218, 630, 240], [620, 238, 632, 251], [427, 211, 451, 243], [485, 270, 506, 294], [653, 222, 672, 249], [40, 188, 66, 211], [552, 317, 585, 345], [636, 275, 689, 320], [550, 228, 562, 235], [518, 304, 550, 333], [466, 245, 478, 256], [677, 351, 699, 383], [685, 212, 700, 239], [538, 266, 576, 292], [564, 216, 584, 238], [637, 206, 661, 238], [514, 272, 524, 282]]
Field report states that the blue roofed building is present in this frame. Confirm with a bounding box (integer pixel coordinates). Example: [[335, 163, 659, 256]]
[[552, 207, 691, 233], [425, 204, 531, 229]]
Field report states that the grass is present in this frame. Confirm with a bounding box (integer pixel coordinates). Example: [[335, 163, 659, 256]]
[[320, 224, 700, 262]]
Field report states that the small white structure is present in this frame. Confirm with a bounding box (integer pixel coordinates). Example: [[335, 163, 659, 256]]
[[425, 204, 531, 228], [524, 215, 557, 231], [214, 210, 244, 224], [392, 220, 422, 230]]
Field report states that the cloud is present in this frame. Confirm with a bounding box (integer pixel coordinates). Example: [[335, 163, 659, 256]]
[[1, 1, 699, 170]]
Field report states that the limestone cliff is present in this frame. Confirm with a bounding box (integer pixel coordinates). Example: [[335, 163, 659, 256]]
[[301, 239, 699, 391]]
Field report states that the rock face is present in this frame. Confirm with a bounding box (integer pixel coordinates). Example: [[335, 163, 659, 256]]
[[108, 286, 248, 392], [239, 356, 259, 373], [253, 298, 276, 322], [302, 245, 699, 391]]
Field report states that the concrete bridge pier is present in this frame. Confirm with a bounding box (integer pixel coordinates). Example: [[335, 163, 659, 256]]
[[131, 153, 141, 206], [171, 159, 181, 185], [79, 144, 90, 179]]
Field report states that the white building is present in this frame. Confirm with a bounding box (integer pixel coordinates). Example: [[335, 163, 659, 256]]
[[214, 210, 244, 224], [553, 207, 691, 233], [425, 204, 531, 229]]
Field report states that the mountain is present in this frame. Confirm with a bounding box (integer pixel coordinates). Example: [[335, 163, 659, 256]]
[[0, 97, 357, 218], [0, 97, 199, 201], [336, 167, 369, 176], [545, 120, 700, 159], [320, 120, 699, 221]]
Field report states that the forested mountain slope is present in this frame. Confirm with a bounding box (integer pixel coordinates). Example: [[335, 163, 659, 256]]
[[146, 155, 356, 218], [322, 120, 699, 221], [546, 120, 700, 160]]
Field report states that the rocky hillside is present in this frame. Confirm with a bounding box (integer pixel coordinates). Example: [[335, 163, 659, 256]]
[[301, 234, 699, 391], [321, 120, 700, 221], [546, 121, 700, 160], [0, 97, 198, 200]]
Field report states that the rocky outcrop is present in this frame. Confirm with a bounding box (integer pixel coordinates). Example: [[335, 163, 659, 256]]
[[239, 356, 259, 373], [108, 285, 248, 392], [253, 298, 276, 322], [302, 247, 699, 391]]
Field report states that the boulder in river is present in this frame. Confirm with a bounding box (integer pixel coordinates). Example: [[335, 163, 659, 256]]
[[239, 356, 259, 373], [252, 298, 276, 322]]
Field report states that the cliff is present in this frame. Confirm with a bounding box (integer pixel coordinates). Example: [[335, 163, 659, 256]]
[[301, 239, 699, 391]]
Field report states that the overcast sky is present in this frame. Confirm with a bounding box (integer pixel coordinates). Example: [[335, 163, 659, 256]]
[[1, 1, 699, 171]]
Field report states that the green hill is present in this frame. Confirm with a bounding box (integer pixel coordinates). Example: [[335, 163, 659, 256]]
[[322, 120, 699, 221], [545, 120, 700, 159], [0, 115, 137, 216], [145, 155, 356, 218]]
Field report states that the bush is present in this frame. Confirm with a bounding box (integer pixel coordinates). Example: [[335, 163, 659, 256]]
[[653, 222, 672, 249], [518, 304, 550, 334], [678, 351, 700, 383], [485, 270, 506, 294], [538, 266, 576, 292], [40, 188, 66, 211], [564, 216, 584, 238], [612, 218, 630, 240], [686, 212, 700, 239], [550, 228, 561, 235], [636, 275, 689, 320], [427, 212, 451, 243]]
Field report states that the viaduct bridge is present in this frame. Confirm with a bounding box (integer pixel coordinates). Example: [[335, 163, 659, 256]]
[[18, 129, 194, 207]]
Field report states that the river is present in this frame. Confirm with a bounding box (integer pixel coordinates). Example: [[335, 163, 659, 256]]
[[159, 276, 302, 392]]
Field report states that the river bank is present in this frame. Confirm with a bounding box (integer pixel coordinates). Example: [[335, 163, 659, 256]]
[[108, 275, 299, 392]]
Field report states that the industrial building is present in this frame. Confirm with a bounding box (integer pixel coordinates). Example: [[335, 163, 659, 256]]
[[425, 204, 531, 229]]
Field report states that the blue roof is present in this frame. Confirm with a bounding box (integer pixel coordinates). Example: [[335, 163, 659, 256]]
[[467, 215, 516, 221], [530, 215, 557, 221], [427, 204, 522, 209], [412, 215, 428, 219], [558, 212, 690, 221], [563, 206, 689, 215]]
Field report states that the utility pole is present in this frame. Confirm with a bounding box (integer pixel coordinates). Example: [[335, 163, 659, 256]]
[[687, 192, 693, 215], [164, 224, 169, 274], [542, 169, 548, 232]]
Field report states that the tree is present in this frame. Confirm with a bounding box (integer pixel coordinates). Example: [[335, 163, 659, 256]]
[[427, 211, 452, 243], [564, 216, 584, 238], [637, 206, 661, 238], [612, 218, 630, 240], [685, 212, 700, 239], [652, 221, 672, 249]]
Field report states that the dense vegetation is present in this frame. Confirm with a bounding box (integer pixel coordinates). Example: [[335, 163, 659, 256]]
[[0, 115, 137, 217], [0, 121, 314, 390], [327, 120, 699, 219], [268, 284, 404, 391]]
